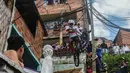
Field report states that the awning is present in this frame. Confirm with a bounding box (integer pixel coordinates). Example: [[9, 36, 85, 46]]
[[15, 0, 47, 36]]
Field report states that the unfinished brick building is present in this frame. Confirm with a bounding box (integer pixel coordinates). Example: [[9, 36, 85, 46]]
[[114, 29, 130, 48], [36, 0, 86, 37]]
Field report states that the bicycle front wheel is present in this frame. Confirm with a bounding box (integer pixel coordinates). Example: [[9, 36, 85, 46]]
[[73, 52, 79, 67]]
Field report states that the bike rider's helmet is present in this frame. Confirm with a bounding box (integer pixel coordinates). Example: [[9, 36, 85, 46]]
[[68, 19, 75, 26]]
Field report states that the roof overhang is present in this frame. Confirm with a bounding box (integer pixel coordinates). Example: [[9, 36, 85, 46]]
[[15, 0, 47, 36]]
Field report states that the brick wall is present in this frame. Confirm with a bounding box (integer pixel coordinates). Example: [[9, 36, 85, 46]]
[[13, 8, 44, 60], [14, 8, 34, 44], [33, 20, 44, 60], [115, 30, 130, 48], [97, 38, 112, 48], [36, 0, 83, 15], [36, 0, 84, 38]]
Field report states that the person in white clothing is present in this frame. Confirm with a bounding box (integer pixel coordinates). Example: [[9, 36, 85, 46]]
[[65, 19, 82, 52], [77, 23, 83, 32], [112, 44, 120, 54], [65, 20, 82, 37]]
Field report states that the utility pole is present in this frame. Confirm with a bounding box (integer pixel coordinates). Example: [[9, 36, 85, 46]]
[[82, 0, 91, 73], [89, 0, 96, 73], [83, 0, 89, 31]]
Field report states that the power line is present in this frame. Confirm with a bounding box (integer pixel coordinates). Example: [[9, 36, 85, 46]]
[[93, 12, 118, 33], [92, 7, 121, 28], [101, 13, 130, 19], [95, 0, 130, 10], [104, 0, 130, 10], [94, 19, 130, 21], [92, 11, 119, 29], [77, 11, 85, 23], [92, 11, 130, 21], [102, 23, 118, 34], [90, 6, 130, 37], [92, 7, 130, 31], [92, 8, 130, 39]]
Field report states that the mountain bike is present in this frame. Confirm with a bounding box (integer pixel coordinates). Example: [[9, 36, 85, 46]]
[[71, 29, 90, 67]]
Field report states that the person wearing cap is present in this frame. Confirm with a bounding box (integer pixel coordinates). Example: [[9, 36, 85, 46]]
[[3, 35, 25, 68]]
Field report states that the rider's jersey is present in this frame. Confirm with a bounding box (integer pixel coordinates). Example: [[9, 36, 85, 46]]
[[65, 25, 82, 38]]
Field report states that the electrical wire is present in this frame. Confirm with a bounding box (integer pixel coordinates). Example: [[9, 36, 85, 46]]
[[77, 11, 85, 23], [93, 9, 130, 39], [92, 7, 126, 28], [92, 6, 130, 31], [94, 19, 130, 21], [91, 6, 130, 39], [92, 7, 120, 28], [95, 0, 130, 10], [102, 23, 118, 34], [93, 11, 119, 29], [103, 0, 130, 10]]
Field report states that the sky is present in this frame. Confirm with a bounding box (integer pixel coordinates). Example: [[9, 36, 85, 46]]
[[92, 0, 130, 40]]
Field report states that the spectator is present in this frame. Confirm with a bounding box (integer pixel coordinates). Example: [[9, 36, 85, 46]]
[[3, 35, 25, 68], [86, 65, 92, 73], [112, 43, 120, 54], [93, 45, 103, 73], [120, 57, 128, 73], [77, 23, 83, 32], [100, 40, 108, 53]]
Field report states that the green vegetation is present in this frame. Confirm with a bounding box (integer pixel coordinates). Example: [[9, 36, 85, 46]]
[[103, 53, 130, 73]]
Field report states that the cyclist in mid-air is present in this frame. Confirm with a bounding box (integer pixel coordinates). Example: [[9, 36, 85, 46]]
[[65, 19, 82, 52]]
